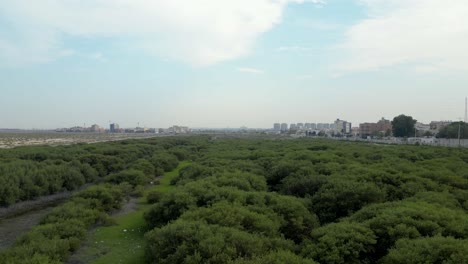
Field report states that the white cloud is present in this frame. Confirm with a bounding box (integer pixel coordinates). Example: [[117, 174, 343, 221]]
[[237, 67, 265, 74], [0, 0, 323, 67], [337, 0, 468, 72]]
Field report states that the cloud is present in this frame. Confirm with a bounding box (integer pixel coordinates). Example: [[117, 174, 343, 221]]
[[237, 67, 265, 74], [337, 0, 468, 72], [0, 0, 324, 67]]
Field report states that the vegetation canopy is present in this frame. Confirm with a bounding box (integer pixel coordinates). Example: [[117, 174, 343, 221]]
[[1, 136, 468, 264]]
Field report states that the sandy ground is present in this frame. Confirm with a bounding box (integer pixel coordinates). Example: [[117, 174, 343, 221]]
[[0, 132, 161, 149]]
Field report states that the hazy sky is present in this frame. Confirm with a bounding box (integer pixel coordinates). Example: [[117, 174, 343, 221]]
[[1, 0, 468, 129]]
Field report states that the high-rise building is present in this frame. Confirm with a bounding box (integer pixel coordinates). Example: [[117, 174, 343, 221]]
[[304, 123, 311, 129], [280, 123, 288, 132], [290, 124, 298, 131], [310, 123, 317, 130], [110, 123, 119, 133], [334, 119, 352, 134], [273, 123, 281, 131], [297, 123, 304, 130]]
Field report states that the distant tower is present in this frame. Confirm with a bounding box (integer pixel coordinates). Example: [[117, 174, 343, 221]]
[[465, 97, 467, 123]]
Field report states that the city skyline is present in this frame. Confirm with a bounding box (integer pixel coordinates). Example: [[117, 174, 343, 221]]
[[1, 0, 468, 129]]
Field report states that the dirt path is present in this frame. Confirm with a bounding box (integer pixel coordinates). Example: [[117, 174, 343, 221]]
[[0, 184, 94, 251], [0, 206, 55, 250]]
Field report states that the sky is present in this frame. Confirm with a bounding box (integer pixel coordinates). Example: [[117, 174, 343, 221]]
[[1, 0, 468, 129]]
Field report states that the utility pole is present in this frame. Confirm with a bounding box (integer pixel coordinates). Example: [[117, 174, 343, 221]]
[[465, 97, 467, 123], [458, 121, 461, 147]]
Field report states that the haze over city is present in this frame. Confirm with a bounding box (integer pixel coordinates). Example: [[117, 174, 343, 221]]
[[1, 0, 468, 129]]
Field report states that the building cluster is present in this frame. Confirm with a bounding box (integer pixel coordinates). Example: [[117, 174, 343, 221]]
[[273, 122, 338, 133], [158, 126, 191, 134], [56, 123, 190, 134], [56, 125, 107, 133], [273, 117, 455, 139], [359, 118, 392, 137]]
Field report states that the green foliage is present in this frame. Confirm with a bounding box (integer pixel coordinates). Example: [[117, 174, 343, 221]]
[[1, 184, 125, 263], [104, 169, 148, 186], [129, 158, 155, 177], [301, 222, 376, 264], [310, 178, 386, 223], [151, 152, 179, 172], [2, 136, 468, 264], [179, 201, 283, 236], [146, 190, 162, 204], [145, 220, 294, 264], [381, 236, 468, 264], [233, 251, 317, 264], [437, 122, 468, 139], [392, 114, 417, 137], [348, 201, 468, 259]]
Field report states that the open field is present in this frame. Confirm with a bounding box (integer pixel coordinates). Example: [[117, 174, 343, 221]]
[[0, 132, 160, 149]]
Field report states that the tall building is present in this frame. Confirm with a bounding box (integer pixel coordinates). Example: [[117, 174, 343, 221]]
[[280, 123, 288, 132], [310, 123, 317, 130], [334, 119, 352, 134], [273, 123, 281, 131], [304, 123, 311, 129], [110, 123, 119, 133], [290, 124, 298, 131], [297, 123, 304, 130]]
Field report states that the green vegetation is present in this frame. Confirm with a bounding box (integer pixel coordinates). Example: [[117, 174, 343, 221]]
[[0, 137, 201, 263], [1, 136, 468, 263], [392, 114, 417, 137], [78, 162, 189, 264], [143, 137, 468, 263], [437, 121, 468, 139], [0, 184, 123, 263]]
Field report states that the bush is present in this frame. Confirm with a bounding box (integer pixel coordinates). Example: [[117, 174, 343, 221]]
[[146, 191, 162, 204]]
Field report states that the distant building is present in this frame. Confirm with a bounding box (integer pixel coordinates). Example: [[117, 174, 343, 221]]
[[90, 124, 101, 133], [359, 118, 392, 137], [273, 123, 281, 131], [310, 123, 317, 130], [415, 122, 431, 132], [297, 123, 304, 130], [168, 125, 190, 134], [304, 123, 311, 129], [334, 119, 352, 135], [110, 123, 119, 133], [430, 121, 452, 131], [317, 123, 330, 130], [289, 124, 297, 131], [280, 123, 288, 132]]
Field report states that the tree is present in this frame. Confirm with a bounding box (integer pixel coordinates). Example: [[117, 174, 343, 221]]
[[391, 115, 417, 137], [301, 222, 377, 264], [437, 122, 468, 139], [381, 236, 468, 264]]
